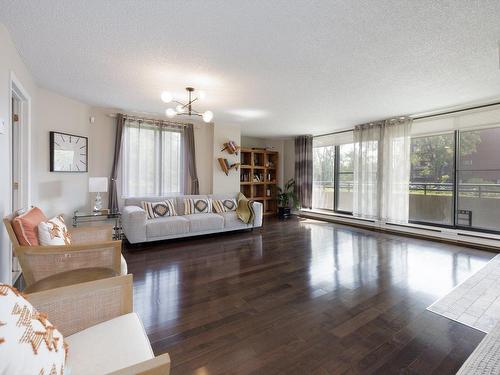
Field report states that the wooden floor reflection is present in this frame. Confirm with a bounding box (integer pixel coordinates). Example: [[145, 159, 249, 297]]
[[124, 216, 494, 374]]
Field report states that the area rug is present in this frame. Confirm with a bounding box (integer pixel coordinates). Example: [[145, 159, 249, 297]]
[[427, 254, 500, 333]]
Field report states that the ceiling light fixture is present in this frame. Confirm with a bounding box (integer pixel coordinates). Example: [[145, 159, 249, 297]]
[[162, 87, 214, 123]]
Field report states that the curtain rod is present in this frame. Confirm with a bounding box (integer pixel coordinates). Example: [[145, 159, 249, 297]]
[[412, 101, 500, 120], [108, 113, 192, 127], [314, 100, 500, 138]]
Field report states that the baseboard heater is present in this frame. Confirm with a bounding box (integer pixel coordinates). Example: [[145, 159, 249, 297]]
[[385, 222, 442, 233], [457, 232, 500, 241]]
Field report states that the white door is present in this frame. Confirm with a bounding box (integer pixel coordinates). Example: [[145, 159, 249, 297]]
[[11, 96, 22, 282]]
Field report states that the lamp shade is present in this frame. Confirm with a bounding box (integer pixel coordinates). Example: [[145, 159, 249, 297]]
[[89, 177, 108, 193]]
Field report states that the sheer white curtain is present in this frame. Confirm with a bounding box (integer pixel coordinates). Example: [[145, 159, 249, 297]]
[[353, 118, 412, 223], [121, 119, 184, 197]]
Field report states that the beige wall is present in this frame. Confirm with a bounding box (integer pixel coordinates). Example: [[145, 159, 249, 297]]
[[0, 24, 38, 283], [213, 123, 241, 194], [283, 139, 295, 185], [32, 89, 92, 218]]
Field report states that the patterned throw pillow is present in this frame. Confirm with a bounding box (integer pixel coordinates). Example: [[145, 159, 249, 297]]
[[184, 198, 212, 215], [38, 215, 72, 246], [0, 284, 67, 375], [142, 200, 177, 219], [213, 199, 238, 213]]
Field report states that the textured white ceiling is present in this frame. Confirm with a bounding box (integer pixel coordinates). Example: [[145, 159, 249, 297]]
[[1, 1, 500, 137]]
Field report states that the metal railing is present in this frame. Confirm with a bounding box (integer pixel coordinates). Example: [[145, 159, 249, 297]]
[[313, 181, 500, 198]]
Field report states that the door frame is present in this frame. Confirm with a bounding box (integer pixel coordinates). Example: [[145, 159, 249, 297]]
[[9, 72, 32, 283], [9, 72, 32, 210]]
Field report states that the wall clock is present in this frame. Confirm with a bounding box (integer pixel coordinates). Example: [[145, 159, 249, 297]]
[[50, 131, 88, 172]]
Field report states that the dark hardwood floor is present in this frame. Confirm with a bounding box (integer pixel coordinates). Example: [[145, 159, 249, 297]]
[[124, 216, 494, 374]]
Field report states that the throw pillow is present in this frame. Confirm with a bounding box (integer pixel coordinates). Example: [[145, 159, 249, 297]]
[[11, 207, 48, 246], [38, 215, 72, 246], [0, 284, 67, 375], [184, 198, 212, 215], [213, 198, 238, 213], [142, 200, 177, 219]]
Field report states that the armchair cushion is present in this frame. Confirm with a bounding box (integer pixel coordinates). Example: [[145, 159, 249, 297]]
[[65, 313, 153, 375], [12, 207, 47, 246]]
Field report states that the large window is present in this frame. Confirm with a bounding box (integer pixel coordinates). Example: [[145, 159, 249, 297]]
[[337, 144, 354, 212], [409, 126, 500, 233], [312, 145, 335, 210], [409, 133, 455, 225], [312, 134, 354, 214], [122, 121, 183, 197], [457, 127, 500, 232]]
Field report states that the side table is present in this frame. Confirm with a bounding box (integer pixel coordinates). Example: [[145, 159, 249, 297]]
[[73, 210, 122, 240]]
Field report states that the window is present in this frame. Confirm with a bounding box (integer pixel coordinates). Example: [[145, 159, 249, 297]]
[[457, 127, 500, 231], [312, 144, 335, 210], [409, 133, 455, 226], [312, 132, 354, 214], [337, 143, 354, 213], [122, 120, 183, 197]]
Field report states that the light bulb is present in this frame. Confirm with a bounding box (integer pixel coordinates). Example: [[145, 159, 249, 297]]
[[202, 110, 214, 123], [161, 91, 172, 103], [176, 105, 185, 113], [165, 108, 176, 118], [198, 90, 206, 100]]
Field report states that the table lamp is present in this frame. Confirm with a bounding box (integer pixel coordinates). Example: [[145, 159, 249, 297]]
[[89, 177, 108, 212]]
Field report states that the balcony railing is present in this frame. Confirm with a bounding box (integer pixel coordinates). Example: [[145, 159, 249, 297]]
[[314, 181, 500, 198]]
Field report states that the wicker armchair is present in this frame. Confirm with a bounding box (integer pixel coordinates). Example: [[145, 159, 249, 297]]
[[27, 275, 171, 375], [3, 214, 127, 286]]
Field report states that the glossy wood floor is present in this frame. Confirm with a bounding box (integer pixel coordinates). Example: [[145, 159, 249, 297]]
[[124, 217, 494, 374]]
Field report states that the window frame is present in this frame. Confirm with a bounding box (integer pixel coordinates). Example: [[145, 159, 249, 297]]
[[121, 122, 184, 198], [409, 128, 500, 235], [312, 142, 354, 215]]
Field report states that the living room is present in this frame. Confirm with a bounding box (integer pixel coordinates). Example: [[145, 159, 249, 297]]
[[1, 1, 500, 374]]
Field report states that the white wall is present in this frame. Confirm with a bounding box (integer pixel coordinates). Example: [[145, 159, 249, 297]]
[[32, 89, 92, 218], [283, 139, 295, 185], [0, 24, 38, 283], [213, 123, 241, 194]]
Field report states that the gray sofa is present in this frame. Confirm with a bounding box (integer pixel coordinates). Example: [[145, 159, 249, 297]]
[[121, 193, 263, 244]]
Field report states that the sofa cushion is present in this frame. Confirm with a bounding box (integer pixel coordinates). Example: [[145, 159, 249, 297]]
[[184, 198, 212, 215], [65, 313, 153, 375], [185, 213, 224, 232], [38, 215, 72, 246], [142, 200, 177, 219], [218, 211, 250, 229], [146, 216, 190, 238]]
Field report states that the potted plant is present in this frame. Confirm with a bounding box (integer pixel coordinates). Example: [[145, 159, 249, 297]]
[[276, 179, 299, 219]]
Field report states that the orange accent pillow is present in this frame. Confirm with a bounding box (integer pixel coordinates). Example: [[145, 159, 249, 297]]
[[11, 207, 47, 246]]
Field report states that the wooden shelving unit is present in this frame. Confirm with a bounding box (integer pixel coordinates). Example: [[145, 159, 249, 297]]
[[240, 148, 278, 216]]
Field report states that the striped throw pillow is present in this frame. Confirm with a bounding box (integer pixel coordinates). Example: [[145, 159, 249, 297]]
[[142, 200, 177, 219], [213, 199, 237, 213], [184, 198, 212, 215]]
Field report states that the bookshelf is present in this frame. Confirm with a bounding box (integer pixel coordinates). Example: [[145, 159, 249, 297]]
[[240, 148, 278, 216]]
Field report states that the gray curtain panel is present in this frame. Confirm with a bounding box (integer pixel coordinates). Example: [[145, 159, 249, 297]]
[[108, 113, 125, 213], [294, 135, 313, 209], [184, 124, 199, 194]]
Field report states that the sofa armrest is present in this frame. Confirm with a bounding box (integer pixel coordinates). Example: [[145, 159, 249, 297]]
[[252, 201, 263, 227], [122, 205, 147, 243], [107, 353, 171, 375], [17, 240, 122, 285], [27, 275, 133, 337]]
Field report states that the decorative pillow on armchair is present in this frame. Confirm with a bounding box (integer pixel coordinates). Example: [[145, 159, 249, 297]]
[[0, 284, 67, 375], [142, 200, 177, 219], [184, 198, 212, 215], [38, 215, 72, 246], [213, 199, 238, 213], [11, 207, 48, 246]]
